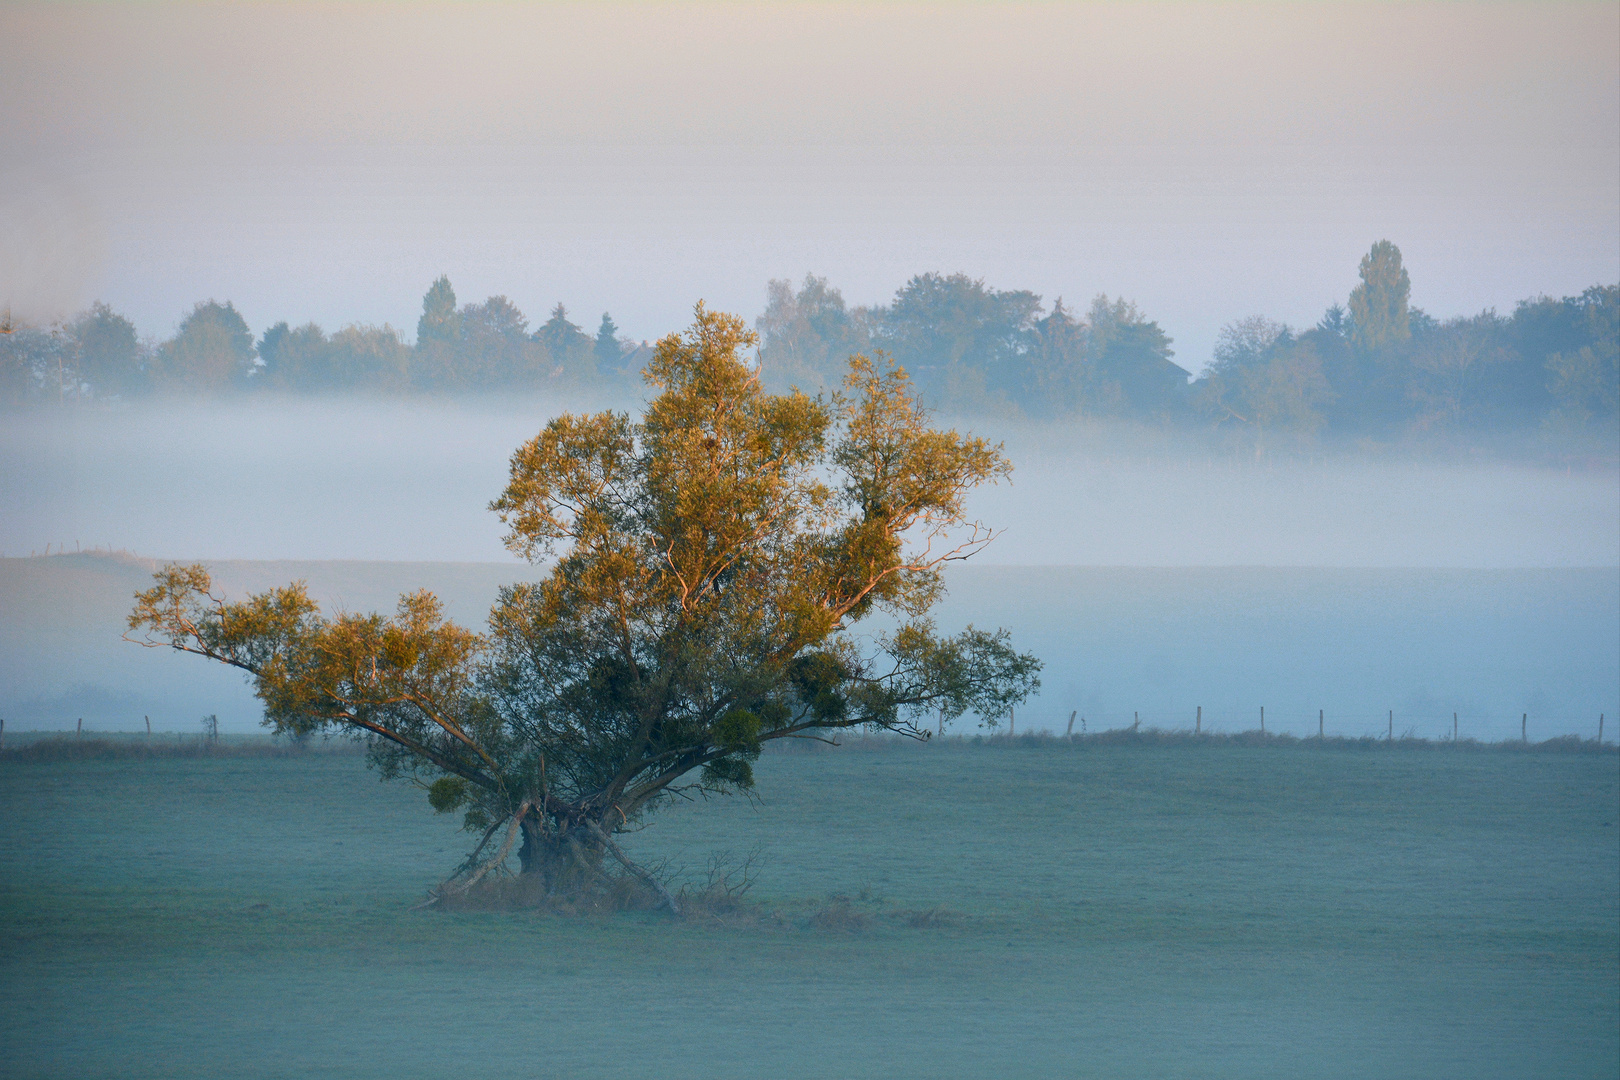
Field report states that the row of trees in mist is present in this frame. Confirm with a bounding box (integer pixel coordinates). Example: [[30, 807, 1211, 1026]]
[[1192, 244, 1616, 442], [757, 244, 1617, 441], [0, 276, 642, 402], [3, 243, 1614, 442]]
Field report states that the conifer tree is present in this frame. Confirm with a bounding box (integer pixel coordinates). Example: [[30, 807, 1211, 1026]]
[[1348, 240, 1412, 355]]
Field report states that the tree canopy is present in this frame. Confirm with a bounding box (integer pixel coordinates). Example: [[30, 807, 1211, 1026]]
[[126, 304, 1041, 909], [155, 300, 256, 393]]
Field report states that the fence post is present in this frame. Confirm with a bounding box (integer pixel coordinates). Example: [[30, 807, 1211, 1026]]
[[1196, 706, 1201, 734], [1066, 711, 1076, 737], [1522, 713, 1527, 743], [145, 715, 151, 736], [1134, 711, 1140, 733], [1260, 706, 1265, 734], [0, 716, 5, 751], [1453, 713, 1457, 741], [1318, 709, 1323, 738], [1009, 707, 1014, 737], [77, 717, 82, 735], [1387, 710, 1392, 741], [1601, 714, 1605, 744]]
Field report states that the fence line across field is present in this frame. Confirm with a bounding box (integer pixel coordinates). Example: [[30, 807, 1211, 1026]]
[[0, 710, 1613, 745], [1023, 708, 1611, 743]]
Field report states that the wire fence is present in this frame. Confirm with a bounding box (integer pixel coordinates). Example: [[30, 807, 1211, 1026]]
[[1, 708, 1614, 753], [1008, 706, 1614, 744]]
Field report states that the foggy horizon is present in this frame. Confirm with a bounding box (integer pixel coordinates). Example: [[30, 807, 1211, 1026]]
[[3, 395, 1617, 567], [3, 6, 1616, 1077], [4, 3, 1616, 371]]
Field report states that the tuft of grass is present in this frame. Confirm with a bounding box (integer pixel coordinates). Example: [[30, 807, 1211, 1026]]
[[902, 906, 962, 929], [806, 896, 871, 932], [675, 848, 764, 924]]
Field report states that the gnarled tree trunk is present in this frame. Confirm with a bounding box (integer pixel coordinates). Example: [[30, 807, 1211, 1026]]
[[516, 814, 606, 897]]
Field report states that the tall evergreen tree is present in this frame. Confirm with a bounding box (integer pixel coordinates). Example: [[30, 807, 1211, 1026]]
[[536, 303, 592, 380], [1347, 241, 1412, 355], [594, 312, 624, 375], [416, 276, 460, 347]]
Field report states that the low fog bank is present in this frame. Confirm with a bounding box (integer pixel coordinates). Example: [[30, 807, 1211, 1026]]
[[976, 422, 1619, 567], [3, 397, 1615, 567], [931, 566, 1618, 743], [0, 552, 546, 734], [3, 554, 1614, 743]]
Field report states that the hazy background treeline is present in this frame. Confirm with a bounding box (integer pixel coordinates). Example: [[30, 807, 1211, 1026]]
[[4, 241, 1614, 450]]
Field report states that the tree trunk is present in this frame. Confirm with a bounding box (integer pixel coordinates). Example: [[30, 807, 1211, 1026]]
[[517, 816, 605, 896], [505, 808, 674, 912]]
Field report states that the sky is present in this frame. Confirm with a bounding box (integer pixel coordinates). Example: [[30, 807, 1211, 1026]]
[[1, 1, 1617, 373]]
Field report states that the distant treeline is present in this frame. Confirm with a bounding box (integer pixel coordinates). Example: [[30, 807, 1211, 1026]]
[[3, 241, 1614, 442]]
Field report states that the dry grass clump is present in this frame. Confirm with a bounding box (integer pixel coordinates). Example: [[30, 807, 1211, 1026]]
[[674, 849, 764, 923], [901, 906, 962, 929], [806, 896, 871, 931]]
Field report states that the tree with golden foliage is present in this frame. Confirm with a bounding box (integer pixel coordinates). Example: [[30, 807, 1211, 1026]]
[[127, 305, 1040, 911]]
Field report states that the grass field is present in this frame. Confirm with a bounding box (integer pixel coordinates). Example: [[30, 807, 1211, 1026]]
[[2, 742, 1616, 1079]]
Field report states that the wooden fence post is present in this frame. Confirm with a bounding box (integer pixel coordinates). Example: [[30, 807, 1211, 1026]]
[[1522, 713, 1527, 743], [1319, 709, 1323, 738], [77, 717, 82, 735], [145, 715, 151, 736], [1387, 710, 1392, 741], [1453, 713, 1457, 741], [1066, 711, 1076, 737], [1260, 706, 1265, 734], [1196, 706, 1201, 734], [1133, 711, 1140, 733], [1, 716, 5, 751], [1601, 714, 1605, 744]]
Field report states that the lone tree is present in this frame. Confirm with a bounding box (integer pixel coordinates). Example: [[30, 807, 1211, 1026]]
[[127, 305, 1040, 909]]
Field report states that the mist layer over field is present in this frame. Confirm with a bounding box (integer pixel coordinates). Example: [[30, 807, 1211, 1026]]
[[3, 397, 1616, 565], [3, 398, 1615, 742], [4, 554, 1614, 744]]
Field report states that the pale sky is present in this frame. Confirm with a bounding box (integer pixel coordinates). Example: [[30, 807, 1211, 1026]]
[[2, 1, 1616, 372]]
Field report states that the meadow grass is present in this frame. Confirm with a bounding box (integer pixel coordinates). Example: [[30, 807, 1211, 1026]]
[[1, 737, 1615, 1079]]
